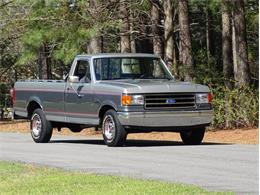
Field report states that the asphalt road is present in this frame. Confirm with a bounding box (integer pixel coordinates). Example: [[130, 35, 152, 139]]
[[0, 132, 258, 194]]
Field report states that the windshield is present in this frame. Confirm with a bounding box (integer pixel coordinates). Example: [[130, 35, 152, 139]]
[[93, 57, 173, 80]]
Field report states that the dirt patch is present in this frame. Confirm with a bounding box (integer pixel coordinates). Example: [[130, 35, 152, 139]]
[[128, 128, 259, 145], [0, 120, 258, 144]]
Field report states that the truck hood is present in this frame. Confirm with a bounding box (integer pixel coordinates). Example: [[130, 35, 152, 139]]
[[98, 79, 209, 93]]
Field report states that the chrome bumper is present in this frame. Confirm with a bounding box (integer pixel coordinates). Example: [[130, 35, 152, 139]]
[[117, 110, 213, 127]]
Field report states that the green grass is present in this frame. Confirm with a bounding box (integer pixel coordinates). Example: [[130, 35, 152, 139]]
[[0, 161, 233, 195]]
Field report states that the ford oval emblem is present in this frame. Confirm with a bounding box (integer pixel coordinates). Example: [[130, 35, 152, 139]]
[[166, 99, 176, 104]]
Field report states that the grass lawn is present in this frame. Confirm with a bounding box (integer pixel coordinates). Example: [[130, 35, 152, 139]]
[[0, 161, 233, 195]]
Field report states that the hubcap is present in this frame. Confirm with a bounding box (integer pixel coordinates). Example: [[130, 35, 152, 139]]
[[31, 114, 42, 138], [103, 115, 115, 140]]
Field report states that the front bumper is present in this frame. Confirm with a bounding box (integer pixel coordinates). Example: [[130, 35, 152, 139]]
[[117, 110, 213, 127]]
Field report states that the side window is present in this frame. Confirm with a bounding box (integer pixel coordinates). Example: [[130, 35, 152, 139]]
[[74, 60, 91, 82]]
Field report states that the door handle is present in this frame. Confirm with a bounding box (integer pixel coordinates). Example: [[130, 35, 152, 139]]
[[77, 94, 84, 98]]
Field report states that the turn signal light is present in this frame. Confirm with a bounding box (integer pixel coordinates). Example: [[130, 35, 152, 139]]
[[122, 95, 132, 106], [208, 93, 213, 103]]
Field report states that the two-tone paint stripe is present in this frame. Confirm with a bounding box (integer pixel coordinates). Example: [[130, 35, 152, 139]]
[[15, 88, 121, 96], [45, 109, 97, 117], [15, 107, 97, 117]]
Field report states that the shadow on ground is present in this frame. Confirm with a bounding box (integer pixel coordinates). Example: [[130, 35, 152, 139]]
[[49, 139, 230, 147]]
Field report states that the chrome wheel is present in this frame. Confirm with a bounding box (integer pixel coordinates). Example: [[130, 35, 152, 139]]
[[102, 109, 127, 147], [31, 113, 42, 138], [103, 115, 115, 140]]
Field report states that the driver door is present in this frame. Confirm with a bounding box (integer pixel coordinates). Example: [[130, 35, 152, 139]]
[[65, 59, 97, 124]]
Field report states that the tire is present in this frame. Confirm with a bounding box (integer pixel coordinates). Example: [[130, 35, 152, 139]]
[[102, 109, 127, 147], [180, 127, 205, 145], [30, 108, 53, 143]]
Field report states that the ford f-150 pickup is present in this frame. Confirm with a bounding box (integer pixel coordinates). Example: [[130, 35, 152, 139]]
[[13, 53, 213, 146]]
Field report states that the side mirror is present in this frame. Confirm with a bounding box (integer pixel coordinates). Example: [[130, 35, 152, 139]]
[[68, 76, 79, 83]]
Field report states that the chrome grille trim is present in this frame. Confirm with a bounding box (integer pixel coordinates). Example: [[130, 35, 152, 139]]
[[144, 93, 196, 109]]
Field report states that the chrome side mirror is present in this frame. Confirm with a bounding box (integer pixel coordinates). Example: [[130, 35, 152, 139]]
[[68, 76, 79, 83]]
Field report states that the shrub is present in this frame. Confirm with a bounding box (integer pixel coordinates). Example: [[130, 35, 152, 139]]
[[211, 86, 259, 129], [0, 84, 11, 108]]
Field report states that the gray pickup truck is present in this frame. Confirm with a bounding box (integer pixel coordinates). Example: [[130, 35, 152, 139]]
[[13, 53, 213, 146]]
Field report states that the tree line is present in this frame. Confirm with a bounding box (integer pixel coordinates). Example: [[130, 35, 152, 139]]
[[0, 0, 258, 128]]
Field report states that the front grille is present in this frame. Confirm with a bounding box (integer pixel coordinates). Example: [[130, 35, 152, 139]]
[[145, 93, 195, 109]]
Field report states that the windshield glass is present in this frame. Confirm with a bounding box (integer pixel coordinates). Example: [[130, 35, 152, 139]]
[[93, 57, 172, 80]]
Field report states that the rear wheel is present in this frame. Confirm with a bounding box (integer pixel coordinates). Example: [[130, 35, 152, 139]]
[[180, 128, 205, 145], [30, 109, 53, 143], [102, 109, 127, 147]]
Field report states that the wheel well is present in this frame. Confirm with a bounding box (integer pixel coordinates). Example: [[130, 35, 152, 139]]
[[98, 105, 115, 125], [27, 101, 41, 118]]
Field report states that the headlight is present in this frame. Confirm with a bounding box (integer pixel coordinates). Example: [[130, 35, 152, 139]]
[[121, 94, 144, 106], [196, 93, 213, 104]]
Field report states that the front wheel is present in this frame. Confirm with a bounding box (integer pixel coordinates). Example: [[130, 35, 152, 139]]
[[180, 127, 205, 145], [30, 109, 53, 143], [102, 110, 127, 147]]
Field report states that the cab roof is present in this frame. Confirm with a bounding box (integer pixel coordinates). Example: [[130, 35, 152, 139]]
[[76, 53, 160, 59]]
